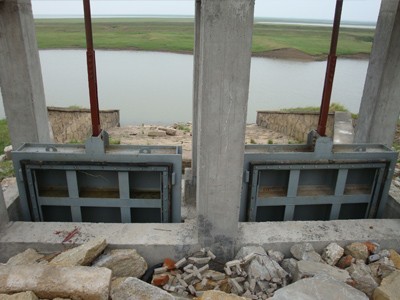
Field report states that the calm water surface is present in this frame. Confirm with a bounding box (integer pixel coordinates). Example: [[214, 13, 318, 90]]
[[0, 50, 368, 125]]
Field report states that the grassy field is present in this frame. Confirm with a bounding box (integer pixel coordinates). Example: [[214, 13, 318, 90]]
[[34, 18, 375, 58]]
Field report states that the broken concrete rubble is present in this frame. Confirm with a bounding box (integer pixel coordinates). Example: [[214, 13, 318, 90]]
[[347, 260, 379, 297], [0, 291, 38, 300], [0, 264, 111, 300], [6, 249, 44, 266], [321, 242, 344, 266], [0, 239, 398, 299], [92, 249, 147, 278], [373, 270, 400, 300], [49, 238, 107, 267], [271, 275, 368, 300], [293, 260, 351, 283], [290, 243, 322, 262], [111, 277, 174, 300], [345, 242, 369, 261]]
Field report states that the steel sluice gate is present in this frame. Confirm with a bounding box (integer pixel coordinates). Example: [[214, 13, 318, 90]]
[[240, 135, 398, 222], [12, 133, 182, 223]]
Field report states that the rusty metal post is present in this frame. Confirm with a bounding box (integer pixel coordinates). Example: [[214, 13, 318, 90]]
[[317, 0, 343, 136], [83, 0, 101, 137]]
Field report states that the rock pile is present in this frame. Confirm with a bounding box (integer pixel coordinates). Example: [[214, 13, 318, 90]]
[[0, 239, 400, 299]]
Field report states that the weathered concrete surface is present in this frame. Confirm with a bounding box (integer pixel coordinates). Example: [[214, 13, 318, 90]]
[[0, 0, 51, 149], [257, 111, 334, 142], [199, 290, 247, 299], [272, 275, 368, 300], [237, 219, 400, 257], [0, 178, 20, 222], [384, 184, 400, 218], [196, 0, 255, 261], [355, 0, 400, 147], [373, 270, 400, 300], [110, 277, 174, 300], [93, 249, 147, 278], [49, 238, 107, 266], [0, 264, 111, 300], [293, 260, 351, 282], [6, 248, 43, 265], [0, 188, 8, 228], [0, 221, 199, 265], [0, 291, 38, 300], [333, 111, 354, 144]]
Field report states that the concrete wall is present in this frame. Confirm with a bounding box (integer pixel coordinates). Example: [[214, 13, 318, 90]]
[[47, 107, 119, 143], [257, 111, 334, 142]]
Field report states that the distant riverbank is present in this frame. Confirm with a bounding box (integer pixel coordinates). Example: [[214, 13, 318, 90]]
[[34, 18, 374, 61]]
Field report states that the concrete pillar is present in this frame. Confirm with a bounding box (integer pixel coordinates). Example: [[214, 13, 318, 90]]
[[0, 187, 9, 228], [0, 0, 51, 150], [184, 0, 202, 206], [196, 0, 254, 261], [354, 0, 400, 147]]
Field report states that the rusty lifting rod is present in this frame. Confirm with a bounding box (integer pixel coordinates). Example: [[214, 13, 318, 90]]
[[317, 0, 343, 136], [83, 0, 101, 137]]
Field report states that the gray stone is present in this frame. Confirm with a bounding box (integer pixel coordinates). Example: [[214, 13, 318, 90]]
[[198, 290, 247, 299], [369, 257, 396, 280], [3, 146, 12, 161], [321, 243, 344, 266], [347, 260, 378, 297], [93, 249, 147, 278], [293, 260, 351, 283], [344, 242, 369, 261], [0, 155, 5, 162], [6, 249, 44, 265], [158, 127, 177, 136], [373, 270, 400, 300], [290, 243, 322, 262], [147, 130, 166, 137], [271, 275, 368, 300], [0, 264, 111, 300], [281, 258, 298, 278], [110, 277, 173, 300], [0, 292, 38, 300], [267, 250, 285, 263], [236, 246, 288, 284], [49, 238, 107, 267]]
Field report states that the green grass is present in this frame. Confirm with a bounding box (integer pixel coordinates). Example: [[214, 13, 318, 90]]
[[281, 102, 349, 113], [0, 119, 11, 155], [34, 18, 375, 57]]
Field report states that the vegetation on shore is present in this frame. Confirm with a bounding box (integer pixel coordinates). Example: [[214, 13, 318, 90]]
[[34, 18, 375, 59], [0, 119, 14, 180]]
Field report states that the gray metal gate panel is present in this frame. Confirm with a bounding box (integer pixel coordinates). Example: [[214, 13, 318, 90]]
[[241, 140, 398, 222], [13, 143, 182, 223]]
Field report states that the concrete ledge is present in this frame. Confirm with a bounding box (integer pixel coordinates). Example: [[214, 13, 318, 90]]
[[2, 219, 400, 265], [0, 221, 199, 265], [238, 219, 400, 255], [385, 184, 400, 218]]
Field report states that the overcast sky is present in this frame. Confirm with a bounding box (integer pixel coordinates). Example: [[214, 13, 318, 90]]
[[32, 0, 381, 23]]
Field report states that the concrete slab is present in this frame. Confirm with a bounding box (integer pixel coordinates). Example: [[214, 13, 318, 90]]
[[1, 219, 399, 265], [0, 221, 199, 265], [384, 184, 400, 218], [238, 219, 400, 256], [333, 112, 354, 144]]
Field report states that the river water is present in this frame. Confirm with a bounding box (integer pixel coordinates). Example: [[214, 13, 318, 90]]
[[0, 50, 368, 125]]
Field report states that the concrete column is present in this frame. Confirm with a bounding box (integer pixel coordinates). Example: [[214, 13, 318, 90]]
[[0, 0, 51, 150], [354, 0, 400, 147], [184, 0, 202, 206], [0, 188, 9, 229], [196, 0, 254, 261]]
